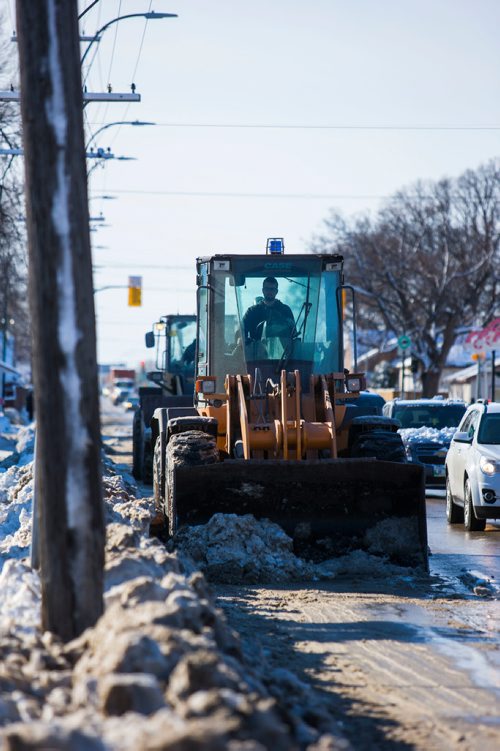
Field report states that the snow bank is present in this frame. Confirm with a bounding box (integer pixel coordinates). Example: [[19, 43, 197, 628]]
[[0, 437, 348, 748], [0, 464, 34, 571], [174, 513, 315, 583]]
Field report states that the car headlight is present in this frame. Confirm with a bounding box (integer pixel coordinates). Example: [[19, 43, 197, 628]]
[[479, 455, 496, 476]]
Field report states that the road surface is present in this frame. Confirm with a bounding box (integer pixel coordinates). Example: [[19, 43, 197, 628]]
[[102, 401, 500, 750]]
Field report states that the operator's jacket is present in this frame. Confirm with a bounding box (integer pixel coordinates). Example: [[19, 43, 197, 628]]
[[243, 300, 295, 342]]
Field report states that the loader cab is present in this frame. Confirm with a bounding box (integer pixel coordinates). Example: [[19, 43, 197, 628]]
[[145, 314, 197, 393], [195, 252, 345, 393]]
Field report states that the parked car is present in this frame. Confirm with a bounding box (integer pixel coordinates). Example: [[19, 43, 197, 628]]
[[383, 397, 467, 487], [445, 401, 500, 531]]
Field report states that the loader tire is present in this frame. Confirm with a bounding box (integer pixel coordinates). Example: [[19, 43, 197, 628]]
[[166, 430, 219, 536], [142, 435, 153, 485], [153, 436, 164, 511], [350, 430, 406, 463], [132, 409, 144, 481], [150, 437, 168, 541]]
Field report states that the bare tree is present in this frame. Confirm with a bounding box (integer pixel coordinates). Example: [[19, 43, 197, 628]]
[[312, 159, 500, 396], [0, 17, 30, 375]]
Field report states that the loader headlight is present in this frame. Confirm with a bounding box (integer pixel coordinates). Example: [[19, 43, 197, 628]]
[[345, 376, 362, 392], [479, 456, 496, 476]]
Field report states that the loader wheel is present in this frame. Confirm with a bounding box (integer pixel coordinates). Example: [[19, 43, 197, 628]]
[[141, 435, 153, 486], [446, 476, 463, 524], [153, 437, 164, 512], [464, 479, 486, 532], [132, 409, 144, 481], [151, 437, 168, 540], [350, 430, 406, 463], [166, 430, 219, 536]]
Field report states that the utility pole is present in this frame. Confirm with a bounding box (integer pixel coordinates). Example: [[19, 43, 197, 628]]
[[16, 0, 104, 640]]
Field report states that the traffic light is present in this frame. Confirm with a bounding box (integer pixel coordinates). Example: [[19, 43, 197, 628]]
[[128, 276, 142, 306]]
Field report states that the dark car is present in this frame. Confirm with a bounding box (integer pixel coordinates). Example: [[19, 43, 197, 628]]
[[383, 397, 467, 487]]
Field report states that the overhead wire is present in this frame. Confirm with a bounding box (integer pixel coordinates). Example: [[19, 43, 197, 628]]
[[81, 0, 154, 151], [89, 121, 500, 131], [117, 0, 153, 130], [93, 188, 389, 200]]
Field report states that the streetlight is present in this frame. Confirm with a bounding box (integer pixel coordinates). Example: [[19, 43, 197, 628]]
[[87, 153, 136, 177], [81, 12, 178, 67], [85, 120, 155, 151]]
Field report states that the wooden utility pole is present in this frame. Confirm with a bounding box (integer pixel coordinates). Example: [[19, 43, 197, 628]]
[[16, 0, 104, 641]]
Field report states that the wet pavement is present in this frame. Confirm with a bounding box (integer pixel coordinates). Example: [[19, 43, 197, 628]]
[[426, 492, 500, 597]]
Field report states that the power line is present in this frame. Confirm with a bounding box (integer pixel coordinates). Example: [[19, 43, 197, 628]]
[[92, 189, 387, 200], [87, 121, 500, 131], [93, 263, 192, 269]]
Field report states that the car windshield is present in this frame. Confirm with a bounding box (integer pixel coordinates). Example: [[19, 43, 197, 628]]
[[393, 404, 466, 429], [477, 414, 500, 444]]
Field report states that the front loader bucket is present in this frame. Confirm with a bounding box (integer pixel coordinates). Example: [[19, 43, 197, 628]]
[[172, 458, 428, 570]]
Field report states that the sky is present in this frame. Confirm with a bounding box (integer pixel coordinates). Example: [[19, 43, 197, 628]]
[[2, 0, 500, 367]]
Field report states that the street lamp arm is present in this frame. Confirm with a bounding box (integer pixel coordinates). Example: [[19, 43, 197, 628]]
[[85, 120, 155, 150], [93, 285, 128, 294], [81, 12, 178, 67]]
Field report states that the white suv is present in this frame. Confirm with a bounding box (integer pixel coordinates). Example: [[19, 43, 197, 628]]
[[445, 401, 500, 531]]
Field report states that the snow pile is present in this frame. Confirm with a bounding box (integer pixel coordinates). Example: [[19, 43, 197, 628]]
[[174, 513, 420, 583], [398, 425, 457, 445], [0, 439, 347, 749], [0, 464, 34, 570], [0, 423, 35, 471], [0, 559, 41, 635], [15, 424, 36, 460], [174, 513, 315, 583]]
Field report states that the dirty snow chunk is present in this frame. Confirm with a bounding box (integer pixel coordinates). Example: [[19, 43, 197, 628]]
[[399, 426, 457, 444], [98, 672, 166, 716], [459, 570, 499, 598], [0, 463, 32, 502], [1, 721, 105, 751], [0, 559, 41, 635], [174, 513, 314, 584]]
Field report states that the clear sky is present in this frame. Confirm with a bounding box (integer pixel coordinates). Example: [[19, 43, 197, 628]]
[[3, 0, 500, 367]]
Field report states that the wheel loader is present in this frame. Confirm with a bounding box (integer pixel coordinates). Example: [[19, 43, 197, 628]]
[[151, 241, 428, 569], [132, 314, 196, 483]]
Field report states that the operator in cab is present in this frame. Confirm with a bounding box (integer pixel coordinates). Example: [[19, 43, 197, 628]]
[[243, 277, 295, 342]]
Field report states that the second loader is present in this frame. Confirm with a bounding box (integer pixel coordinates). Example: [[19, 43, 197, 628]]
[[133, 314, 196, 483], [151, 240, 428, 569]]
